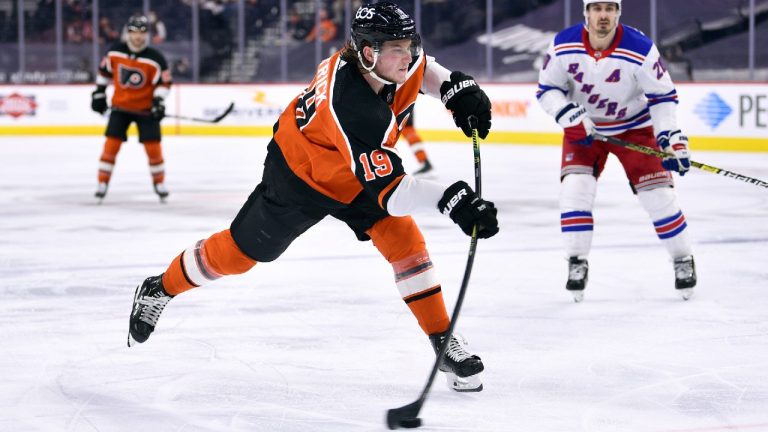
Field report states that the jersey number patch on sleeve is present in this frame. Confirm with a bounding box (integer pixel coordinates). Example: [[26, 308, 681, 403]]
[[359, 150, 393, 181]]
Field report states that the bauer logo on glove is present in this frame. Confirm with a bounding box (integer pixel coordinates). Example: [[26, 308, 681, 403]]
[[439, 71, 492, 139], [440, 188, 468, 215]]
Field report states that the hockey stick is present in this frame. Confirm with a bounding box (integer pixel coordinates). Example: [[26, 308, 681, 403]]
[[110, 102, 235, 124], [594, 133, 768, 189], [386, 128, 482, 430]]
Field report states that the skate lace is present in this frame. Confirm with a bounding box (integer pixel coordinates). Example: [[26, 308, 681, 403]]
[[445, 335, 473, 362], [568, 261, 587, 281], [137, 293, 171, 325], [674, 259, 694, 279]]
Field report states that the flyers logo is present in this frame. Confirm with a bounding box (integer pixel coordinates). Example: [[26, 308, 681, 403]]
[[118, 65, 146, 88]]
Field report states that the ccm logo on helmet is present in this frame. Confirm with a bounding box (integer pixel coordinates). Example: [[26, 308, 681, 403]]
[[441, 79, 477, 105], [355, 7, 375, 20], [442, 188, 468, 215]]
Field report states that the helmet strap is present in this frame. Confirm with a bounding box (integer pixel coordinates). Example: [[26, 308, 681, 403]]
[[356, 48, 395, 85]]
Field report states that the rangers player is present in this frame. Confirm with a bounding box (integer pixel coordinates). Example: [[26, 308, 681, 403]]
[[537, 0, 696, 302]]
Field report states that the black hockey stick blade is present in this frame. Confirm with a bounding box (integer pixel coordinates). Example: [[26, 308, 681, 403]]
[[166, 102, 235, 123], [109, 103, 235, 124], [386, 400, 423, 429], [210, 102, 235, 123]]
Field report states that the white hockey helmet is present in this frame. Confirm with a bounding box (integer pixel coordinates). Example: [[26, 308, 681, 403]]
[[583, 0, 621, 24]]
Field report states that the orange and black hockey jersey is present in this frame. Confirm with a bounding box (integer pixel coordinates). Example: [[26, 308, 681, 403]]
[[97, 42, 171, 111], [273, 49, 426, 210]]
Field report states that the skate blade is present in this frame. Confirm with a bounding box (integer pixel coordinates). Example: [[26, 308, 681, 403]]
[[127, 283, 143, 347], [444, 372, 483, 392], [570, 290, 584, 303], [677, 288, 694, 301]]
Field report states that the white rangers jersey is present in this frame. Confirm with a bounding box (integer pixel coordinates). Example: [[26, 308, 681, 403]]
[[537, 24, 679, 138]]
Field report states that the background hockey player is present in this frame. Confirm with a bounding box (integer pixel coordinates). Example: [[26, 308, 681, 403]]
[[90, 15, 172, 202], [402, 112, 434, 176], [537, 0, 696, 302], [127, 3, 496, 392]]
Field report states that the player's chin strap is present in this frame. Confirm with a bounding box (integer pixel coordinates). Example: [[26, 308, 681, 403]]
[[356, 50, 395, 85]]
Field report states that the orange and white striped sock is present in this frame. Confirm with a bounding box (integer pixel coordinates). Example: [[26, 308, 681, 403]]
[[368, 216, 449, 335], [143, 140, 165, 184], [98, 137, 123, 183], [162, 229, 256, 296]]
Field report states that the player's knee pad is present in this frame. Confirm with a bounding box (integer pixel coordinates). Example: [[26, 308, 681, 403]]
[[560, 174, 597, 212], [368, 216, 426, 263], [101, 137, 123, 160], [637, 187, 679, 221]]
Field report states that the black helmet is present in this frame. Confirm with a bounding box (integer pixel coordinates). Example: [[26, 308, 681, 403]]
[[127, 15, 149, 33], [351, 2, 421, 57]]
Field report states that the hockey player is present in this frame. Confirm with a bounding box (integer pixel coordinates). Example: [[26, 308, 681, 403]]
[[127, 3, 496, 392], [90, 15, 172, 202], [402, 113, 434, 176], [537, 0, 696, 302]]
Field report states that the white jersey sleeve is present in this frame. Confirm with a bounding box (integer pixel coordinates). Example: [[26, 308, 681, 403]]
[[385, 174, 445, 216], [421, 56, 451, 99], [537, 40, 571, 119], [636, 43, 679, 137]]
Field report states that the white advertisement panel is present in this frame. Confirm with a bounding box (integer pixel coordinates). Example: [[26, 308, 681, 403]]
[[1, 83, 766, 150]]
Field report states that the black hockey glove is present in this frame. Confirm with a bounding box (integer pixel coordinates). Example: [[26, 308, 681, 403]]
[[91, 85, 107, 114], [150, 96, 166, 120], [440, 71, 492, 139], [438, 181, 499, 239]]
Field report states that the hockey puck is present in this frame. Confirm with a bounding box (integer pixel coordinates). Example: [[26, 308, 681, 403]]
[[399, 418, 422, 428]]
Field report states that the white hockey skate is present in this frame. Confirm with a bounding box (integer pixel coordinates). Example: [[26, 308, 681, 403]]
[[429, 332, 484, 392], [674, 255, 696, 300], [153, 182, 169, 203], [566, 256, 588, 302], [94, 182, 108, 203]]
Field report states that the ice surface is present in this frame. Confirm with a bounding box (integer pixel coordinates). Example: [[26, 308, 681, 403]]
[[1, 136, 768, 431]]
